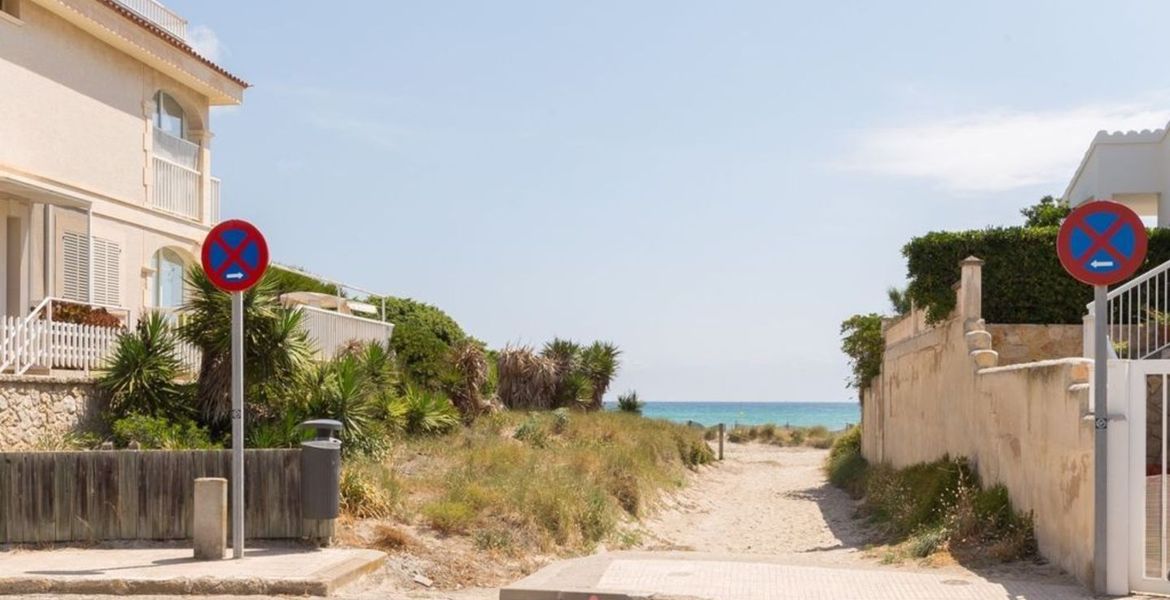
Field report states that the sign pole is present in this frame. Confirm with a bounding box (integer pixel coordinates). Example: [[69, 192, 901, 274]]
[[1093, 283, 1107, 592], [231, 290, 245, 559]]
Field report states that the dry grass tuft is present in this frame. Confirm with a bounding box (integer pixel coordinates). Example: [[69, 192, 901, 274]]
[[370, 523, 415, 551]]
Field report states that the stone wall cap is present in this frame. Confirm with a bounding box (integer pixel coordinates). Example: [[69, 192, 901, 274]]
[[0, 374, 97, 384], [960, 256, 985, 266]]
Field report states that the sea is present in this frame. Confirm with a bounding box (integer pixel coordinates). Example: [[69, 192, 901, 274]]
[[612, 401, 860, 430]]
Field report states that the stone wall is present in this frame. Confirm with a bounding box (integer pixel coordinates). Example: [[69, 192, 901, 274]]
[[862, 258, 1096, 587], [0, 375, 101, 450], [987, 323, 1083, 366]]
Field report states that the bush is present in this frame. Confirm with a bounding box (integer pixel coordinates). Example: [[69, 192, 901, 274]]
[[840, 314, 883, 391], [110, 414, 216, 449], [393, 387, 460, 435], [98, 312, 190, 421], [340, 461, 396, 518], [50, 301, 123, 328], [513, 414, 549, 447], [826, 426, 867, 495], [903, 227, 1170, 324], [617, 391, 643, 414]]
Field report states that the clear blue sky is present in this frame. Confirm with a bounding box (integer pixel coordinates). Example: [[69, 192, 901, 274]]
[[170, 1, 1170, 403]]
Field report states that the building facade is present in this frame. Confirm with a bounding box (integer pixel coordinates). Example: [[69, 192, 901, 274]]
[[1065, 126, 1170, 225], [0, 0, 246, 324]]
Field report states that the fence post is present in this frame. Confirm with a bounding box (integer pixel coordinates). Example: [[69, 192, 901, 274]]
[[718, 423, 724, 461]]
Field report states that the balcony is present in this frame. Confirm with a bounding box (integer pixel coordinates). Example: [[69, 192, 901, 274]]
[[151, 128, 219, 223], [111, 0, 188, 41]]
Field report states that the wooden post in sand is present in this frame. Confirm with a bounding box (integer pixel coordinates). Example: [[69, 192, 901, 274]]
[[718, 423, 724, 460]]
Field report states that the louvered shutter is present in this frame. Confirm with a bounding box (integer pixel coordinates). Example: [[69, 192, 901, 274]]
[[61, 231, 88, 302]]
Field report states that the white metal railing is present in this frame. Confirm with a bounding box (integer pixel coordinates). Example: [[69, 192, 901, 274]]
[[1087, 260, 1170, 359], [209, 177, 221, 223], [111, 0, 187, 41], [298, 305, 394, 360], [153, 128, 199, 170], [152, 156, 200, 220]]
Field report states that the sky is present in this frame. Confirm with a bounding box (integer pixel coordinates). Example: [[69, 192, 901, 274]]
[[168, 0, 1170, 403]]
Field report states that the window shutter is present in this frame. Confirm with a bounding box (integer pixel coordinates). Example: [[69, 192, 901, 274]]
[[60, 232, 120, 306], [61, 231, 87, 302]]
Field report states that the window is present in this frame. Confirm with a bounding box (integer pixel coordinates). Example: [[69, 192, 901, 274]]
[[152, 248, 186, 308], [154, 91, 186, 139], [62, 232, 121, 306], [1, 0, 21, 19]]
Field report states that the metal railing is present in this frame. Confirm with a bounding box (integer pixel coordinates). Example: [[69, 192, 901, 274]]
[[1087, 260, 1170, 359], [209, 177, 221, 223], [111, 0, 187, 41], [153, 128, 199, 170], [297, 305, 394, 361], [152, 156, 201, 221]]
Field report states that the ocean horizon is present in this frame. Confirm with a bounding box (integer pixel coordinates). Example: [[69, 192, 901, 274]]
[[607, 401, 860, 430]]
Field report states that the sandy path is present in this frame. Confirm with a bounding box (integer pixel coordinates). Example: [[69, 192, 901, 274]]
[[635, 442, 870, 565]]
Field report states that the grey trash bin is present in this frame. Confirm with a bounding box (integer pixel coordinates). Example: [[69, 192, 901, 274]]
[[299, 419, 342, 520]]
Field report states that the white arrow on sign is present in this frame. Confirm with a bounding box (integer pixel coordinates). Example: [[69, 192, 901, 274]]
[[225, 272, 245, 280], [1090, 260, 1115, 269]]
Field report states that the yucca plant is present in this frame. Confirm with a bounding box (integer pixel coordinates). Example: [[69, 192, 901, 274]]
[[395, 387, 459, 435], [497, 345, 558, 409], [542, 338, 591, 408], [449, 339, 491, 422], [581, 341, 621, 411], [617, 391, 643, 415], [179, 266, 314, 429], [99, 311, 189, 420]]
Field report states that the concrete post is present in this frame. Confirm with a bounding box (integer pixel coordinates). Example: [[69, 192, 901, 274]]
[[959, 256, 984, 325], [1083, 312, 1095, 358], [718, 423, 724, 461], [193, 477, 227, 560]]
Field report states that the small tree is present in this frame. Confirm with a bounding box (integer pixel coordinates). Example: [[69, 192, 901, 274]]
[[887, 287, 911, 316], [581, 341, 621, 411], [840, 313, 884, 394], [1020, 195, 1069, 228]]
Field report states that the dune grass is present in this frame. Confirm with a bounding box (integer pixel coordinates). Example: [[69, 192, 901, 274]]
[[342, 410, 713, 554]]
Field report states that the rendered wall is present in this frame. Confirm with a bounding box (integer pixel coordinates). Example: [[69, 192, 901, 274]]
[[863, 259, 1096, 586]]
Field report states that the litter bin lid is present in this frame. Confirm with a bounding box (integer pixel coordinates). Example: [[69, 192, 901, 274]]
[[301, 439, 342, 450], [299, 419, 343, 432]]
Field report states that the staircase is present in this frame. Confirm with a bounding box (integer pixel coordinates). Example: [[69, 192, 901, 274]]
[[1089, 259, 1170, 359]]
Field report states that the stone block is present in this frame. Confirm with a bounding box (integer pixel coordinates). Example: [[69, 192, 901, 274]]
[[193, 478, 227, 560], [965, 330, 992, 351], [971, 349, 999, 369]]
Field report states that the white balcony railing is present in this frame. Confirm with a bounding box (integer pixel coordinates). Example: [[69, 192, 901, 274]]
[[209, 177, 221, 223], [298, 305, 395, 361], [153, 156, 201, 220], [111, 0, 188, 41], [153, 128, 199, 170]]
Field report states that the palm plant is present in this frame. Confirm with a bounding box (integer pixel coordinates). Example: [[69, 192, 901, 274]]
[[303, 356, 382, 455], [542, 338, 590, 408], [581, 341, 621, 411], [98, 311, 189, 420], [497, 345, 558, 409], [449, 339, 491, 422], [394, 387, 459, 435], [179, 266, 313, 429]]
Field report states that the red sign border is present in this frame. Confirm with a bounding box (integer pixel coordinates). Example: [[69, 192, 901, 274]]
[[1057, 200, 1148, 287], [201, 219, 270, 293]]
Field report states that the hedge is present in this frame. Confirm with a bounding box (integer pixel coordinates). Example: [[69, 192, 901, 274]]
[[903, 227, 1170, 325]]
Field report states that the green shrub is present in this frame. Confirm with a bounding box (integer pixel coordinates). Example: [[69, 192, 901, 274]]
[[424, 500, 475, 533], [98, 312, 188, 421], [111, 414, 216, 449], [617, 391, 643, 414], [903, 227, 1170, 324], [339, 461, 396, 518], [393, 387, 460, 435], [841, 314, 884, 390], [514, 414, 549, 447], [826, 426, 867, 495], [551, 408, 571, 433]]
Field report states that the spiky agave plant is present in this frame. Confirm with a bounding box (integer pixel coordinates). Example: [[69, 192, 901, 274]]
[[581, 341, 621, 411]]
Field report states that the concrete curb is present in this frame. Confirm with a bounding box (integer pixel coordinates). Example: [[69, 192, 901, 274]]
[[0, 549, 386, 597]]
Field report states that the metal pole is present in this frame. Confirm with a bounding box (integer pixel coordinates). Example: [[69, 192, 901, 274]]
[[231, 291, 245, 559], [1093, 284, 1108, 593]]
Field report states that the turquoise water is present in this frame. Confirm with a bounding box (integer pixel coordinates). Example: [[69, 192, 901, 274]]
[[610, 401, 860, 430]]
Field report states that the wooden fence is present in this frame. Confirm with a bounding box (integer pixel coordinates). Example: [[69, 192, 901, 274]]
[[0, 449, 323, 544]]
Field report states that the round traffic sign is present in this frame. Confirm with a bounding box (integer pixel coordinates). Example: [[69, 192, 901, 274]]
[[201, 219, 270, 293], [1057, 200, 1147, 286]]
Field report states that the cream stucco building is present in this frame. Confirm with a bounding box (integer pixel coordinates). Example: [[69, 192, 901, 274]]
[[0, 0, 246, 328]]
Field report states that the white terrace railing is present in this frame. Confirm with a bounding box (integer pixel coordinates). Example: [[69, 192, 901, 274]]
[[1087, 259, 1170, 360], [209, 176, 221, 223], [153, 156, 201, 221], [298, 305, 395, 361], [111, 0, 188, 41]]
